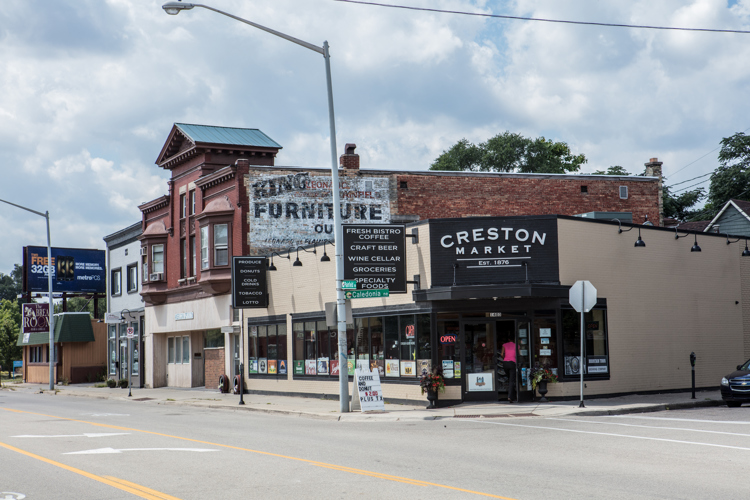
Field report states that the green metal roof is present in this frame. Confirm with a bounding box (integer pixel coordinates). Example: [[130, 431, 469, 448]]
[[174, 123, 281, 149], [18, 312, 95, 346]]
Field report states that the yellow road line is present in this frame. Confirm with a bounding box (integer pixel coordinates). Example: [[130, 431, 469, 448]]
[[2, 407, 516, 499], [0, 440, 180, 500]]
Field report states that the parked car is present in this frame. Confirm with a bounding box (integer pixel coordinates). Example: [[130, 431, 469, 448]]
[[721, 359, 750, 407]]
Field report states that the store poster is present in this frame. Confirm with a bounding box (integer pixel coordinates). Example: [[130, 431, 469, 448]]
[[294, 360, 304, 375], [454, 362, 461, 378], [371, 359, 385, 376], [305, 359, 317, 375], [347, 357, 356, 373], [540, 328, 552, 337], [248, 359, 258, 374], [442, 360, 454, 379], [400, 360, 416, 377], [278, 360, 287, 375], [418, 359, 431, 378], [385, 359, 400, 377], [268, 360, 277, 374], [356, 359, 370, 371], [467, 372, 494, 392], [259, 358, 268, 374], [539, 349, 552, 356], [330, 360, 340, 375], [317, 357, 329, 374]]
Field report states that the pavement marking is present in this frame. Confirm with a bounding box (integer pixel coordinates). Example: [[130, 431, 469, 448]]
[[459, 419, 750, 451], [2, 407, 517, 500], [65, 447, 219, 455], [0, 440, 181, 500], [547, 418, 750, 438], [12, 433, 130, 438], [603, 415, 750, 425]]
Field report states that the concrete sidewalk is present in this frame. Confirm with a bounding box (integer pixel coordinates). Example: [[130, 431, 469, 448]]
[[1, 381, 725, 422]]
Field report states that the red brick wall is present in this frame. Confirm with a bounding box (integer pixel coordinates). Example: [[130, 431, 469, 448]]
[[396, 174, 660, 225], [204, 347, 225, 389]]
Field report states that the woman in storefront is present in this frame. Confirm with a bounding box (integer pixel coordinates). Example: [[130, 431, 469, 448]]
[[501, 337, 517, 403]]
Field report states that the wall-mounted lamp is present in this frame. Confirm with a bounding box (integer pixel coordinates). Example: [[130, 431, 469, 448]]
[[320, 240, 333, 262], [267, 252, 289, 271], [744, 239, 750, 257], [120, 308, 133, 322], [691, 234, 702, 252], [616, 219, 645, 247], [293, 245, 316, 267]]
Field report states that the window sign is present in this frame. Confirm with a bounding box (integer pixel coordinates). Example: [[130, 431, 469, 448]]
[[442, 359, 454, 379], [539, 348, 552, 356], [540, 328, 552, 337]]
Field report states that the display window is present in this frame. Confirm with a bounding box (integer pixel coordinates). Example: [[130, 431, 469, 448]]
[[247, 322, 287, 375], [532, 311, 558, 376], [561, 308, 610, 379]]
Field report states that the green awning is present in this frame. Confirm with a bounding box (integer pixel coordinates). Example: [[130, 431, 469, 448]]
[[18, 312, 95, 346]]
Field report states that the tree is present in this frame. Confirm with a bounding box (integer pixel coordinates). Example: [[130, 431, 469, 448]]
[[706, 132, 750, 214], [662, 185, 706, 222], [0, 299, 22, 374], [592, 166, 630, 176], [53, 296, 106, 320], [0, 264, 23, 305], [430, 131, 587, 174]]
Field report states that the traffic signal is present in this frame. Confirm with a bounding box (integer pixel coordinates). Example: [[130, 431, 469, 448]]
[[57, 256, 75, 281]]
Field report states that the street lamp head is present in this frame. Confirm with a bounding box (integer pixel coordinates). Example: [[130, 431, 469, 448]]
[[162, 2, 194, 15]]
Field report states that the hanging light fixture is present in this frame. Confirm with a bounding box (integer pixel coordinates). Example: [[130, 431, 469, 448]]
[[320, 240, 333, 262], [293, 245, 317, 267], [267, 251, 289, 271], [743, 239, 750, 257], [615, 219, 645, 248], [634, 228, 646, 248], [691, 234, 701, 252]]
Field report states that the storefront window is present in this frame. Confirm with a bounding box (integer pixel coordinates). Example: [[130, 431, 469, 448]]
[[384, 316, 399, 361], [316, 321, 329, 374], [168, 337, 175, 364], [108, 325, 117, 375], [130, 322, 139, 376], [561, 309, 609, 378], [277, 324, 287, 374], [293, 322, 304, 375], [438, 321, 459, 379], [400, 315, 417, 377], [182, 336, 190, 363], [370, 317, 384, 375], [533, 311, 558, 375], [204, 329, 224, 348]]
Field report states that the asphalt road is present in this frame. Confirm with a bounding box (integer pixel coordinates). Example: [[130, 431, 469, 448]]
[[1, 391, 748, 499]]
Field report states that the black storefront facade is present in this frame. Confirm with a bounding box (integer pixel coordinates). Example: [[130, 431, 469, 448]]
[[241, 215, 744, 405]]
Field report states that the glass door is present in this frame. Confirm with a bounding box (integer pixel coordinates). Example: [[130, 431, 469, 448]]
[[516, 320, 532, 401], [119, 339, 129, 381], [462, 321, 496, 401]]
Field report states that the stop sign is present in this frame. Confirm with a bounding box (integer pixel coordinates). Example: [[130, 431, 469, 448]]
[[569, 280, 597, 313]]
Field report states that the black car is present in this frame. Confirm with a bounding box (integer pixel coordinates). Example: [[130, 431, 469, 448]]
[[721, 359, 750, 407]]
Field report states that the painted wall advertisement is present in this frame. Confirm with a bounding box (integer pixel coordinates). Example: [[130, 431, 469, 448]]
[[428, 217, 559, 287], [248, 172, 392, 254], [24, 246, 106, 294]]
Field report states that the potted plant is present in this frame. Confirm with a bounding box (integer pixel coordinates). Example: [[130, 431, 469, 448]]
[[118, 378, 129, 389], [106, 378, 117, 388], [530, 365, 558, 402], [420, 367, 445, 409]]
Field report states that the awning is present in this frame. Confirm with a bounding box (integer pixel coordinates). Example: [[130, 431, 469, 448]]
[[412, 283, 570, 302], [18, 312, 95, 346]]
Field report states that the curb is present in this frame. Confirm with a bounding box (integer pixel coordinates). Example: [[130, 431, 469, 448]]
[[567, 399, 723, 417]]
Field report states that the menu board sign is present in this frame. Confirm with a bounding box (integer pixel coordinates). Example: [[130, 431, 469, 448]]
[[343, 224, 406, 293], [231, 257, 268, 308]]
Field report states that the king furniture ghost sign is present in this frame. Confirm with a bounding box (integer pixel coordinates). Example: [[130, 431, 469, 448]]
[[429, 217, 559, 286]]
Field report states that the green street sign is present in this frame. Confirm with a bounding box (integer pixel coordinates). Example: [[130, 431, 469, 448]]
[[345, 289, 389, 299], [342, 280, 357, 290]]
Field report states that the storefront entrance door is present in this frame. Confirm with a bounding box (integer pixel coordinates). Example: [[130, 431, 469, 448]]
[[495, 320, 533, 402], [462, 321, 496, 401]]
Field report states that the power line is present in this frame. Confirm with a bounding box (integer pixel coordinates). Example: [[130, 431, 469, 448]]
[[666, 172, 712, 189], [672, 179, 710, 195], [332, 0, 750, 34]]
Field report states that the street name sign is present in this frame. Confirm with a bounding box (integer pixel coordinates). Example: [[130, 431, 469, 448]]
[[342, 280, 357, 290], [345, 289, 389, 299]]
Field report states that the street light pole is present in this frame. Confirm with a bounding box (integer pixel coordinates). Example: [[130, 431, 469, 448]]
[[162, 2, 350, 412], [0, 198, 55, 390]]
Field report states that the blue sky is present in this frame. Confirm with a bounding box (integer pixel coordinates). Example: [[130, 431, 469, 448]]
[[1, 0, 750, 275]]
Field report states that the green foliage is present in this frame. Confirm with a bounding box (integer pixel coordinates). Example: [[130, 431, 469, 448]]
[[0, 264, 24, 306], [53, 296, 106, 320], [430, 131, 587, 174], [107, 378, 117, 388], [663, 184, 706, 222], [0, 299, 22, 374], [530, 366, 558, 390], [705, 132, 750, 214], [592, 166, 631, 176]]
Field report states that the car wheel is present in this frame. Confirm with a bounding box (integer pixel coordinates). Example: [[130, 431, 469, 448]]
[[727, 401, 742, 408]]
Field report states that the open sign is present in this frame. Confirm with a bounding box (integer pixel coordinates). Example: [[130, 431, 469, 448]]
[[440, 334, 457, 344]]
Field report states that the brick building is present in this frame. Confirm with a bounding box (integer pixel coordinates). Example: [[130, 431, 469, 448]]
[[138, 123, 663, 388]]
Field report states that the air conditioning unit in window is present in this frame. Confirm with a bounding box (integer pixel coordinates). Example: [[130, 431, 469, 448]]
[[149, 272, 163, 282], [140, 247, 148, 256]]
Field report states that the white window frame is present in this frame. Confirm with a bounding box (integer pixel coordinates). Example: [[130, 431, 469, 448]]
[[200, 226, 209, 270], [152, 244, 164, 274], [126, 264, 137, 293], [111, 268, 122, 296], [214, 223, 229, 267]]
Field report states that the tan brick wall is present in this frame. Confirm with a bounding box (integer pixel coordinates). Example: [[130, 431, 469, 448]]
[[553, 218, 744, 397]]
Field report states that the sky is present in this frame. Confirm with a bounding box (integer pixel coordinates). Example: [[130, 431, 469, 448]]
[[1, 0, 749, 275]]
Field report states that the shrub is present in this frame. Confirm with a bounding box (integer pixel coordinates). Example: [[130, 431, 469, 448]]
[[106, 378, 117, 388], [118, 378, 129, 388]]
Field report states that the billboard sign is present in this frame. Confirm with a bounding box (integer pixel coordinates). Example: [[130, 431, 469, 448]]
[[343, 224, 406, 293], [248, 172, 392, 254], [231, 257, 268, 308], [22, 303, 49, 334], [24, 246, 106, 294]]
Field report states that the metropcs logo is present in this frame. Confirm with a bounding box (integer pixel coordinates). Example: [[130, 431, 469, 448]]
[[439, 226, 548, 256]]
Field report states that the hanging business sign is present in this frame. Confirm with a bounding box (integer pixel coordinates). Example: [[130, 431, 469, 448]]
[[247, 172, 392, 254], [343, 224, 406, 293], [23, 246, 106, 294], [428, 217, 559, 287], [231, 257, 268, 308], [22, 303, 50, 334]]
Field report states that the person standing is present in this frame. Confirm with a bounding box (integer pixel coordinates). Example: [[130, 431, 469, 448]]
[[501, 337, 517, 403]]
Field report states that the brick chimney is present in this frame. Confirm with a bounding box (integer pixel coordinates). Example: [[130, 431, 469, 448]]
[[340, 143, 359, 170], [644, 157, 664, 227]]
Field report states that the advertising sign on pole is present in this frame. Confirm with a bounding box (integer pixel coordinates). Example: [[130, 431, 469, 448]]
[[343, 224, 406, 293], [23, 246, 106, 294], [231, 257, 268, 308]]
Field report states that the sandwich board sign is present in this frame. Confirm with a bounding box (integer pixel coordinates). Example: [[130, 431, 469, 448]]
[[350, 367, 385, 412]]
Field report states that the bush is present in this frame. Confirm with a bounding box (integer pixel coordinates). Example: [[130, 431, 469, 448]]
[[106, 378, 117, 388], [118, 378, 128, 388]]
